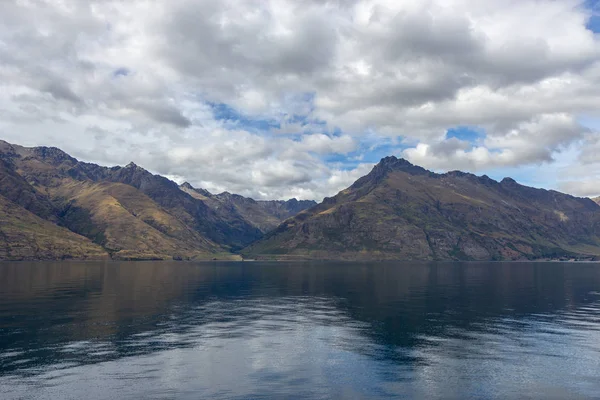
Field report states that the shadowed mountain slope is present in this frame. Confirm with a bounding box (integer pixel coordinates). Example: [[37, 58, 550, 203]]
[[0, 193, 108, 261], [180, 182, 316, 233]]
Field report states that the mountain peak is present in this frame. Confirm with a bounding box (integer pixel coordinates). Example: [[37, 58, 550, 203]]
[[180, 182, 194, 190], [31, 146, 77, 165], [122, 161, 150, 174], [377, 155, 416, 167], [0, 139, 13, 150], [0, 140, 16, 158], [378, 155, 399, 165], [374, 155, 428, 176], [218, 191, 232, 196], [180, 182, 213, 198], [247, 156, 600, 261]]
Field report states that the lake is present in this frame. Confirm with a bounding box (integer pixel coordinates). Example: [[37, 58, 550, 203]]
[[0, 261, 599, 399]]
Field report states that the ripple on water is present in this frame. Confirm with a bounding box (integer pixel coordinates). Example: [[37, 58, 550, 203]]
[[1, 261, 600, 399]]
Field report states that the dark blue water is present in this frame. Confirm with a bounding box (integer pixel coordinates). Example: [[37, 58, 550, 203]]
[[0, 262, 599, 399]]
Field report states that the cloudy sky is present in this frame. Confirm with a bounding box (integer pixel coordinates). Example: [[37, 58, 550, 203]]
[[1, 0, 600, 200]]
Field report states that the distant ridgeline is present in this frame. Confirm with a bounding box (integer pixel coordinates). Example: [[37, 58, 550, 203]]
[[1, 140, 599, 261]]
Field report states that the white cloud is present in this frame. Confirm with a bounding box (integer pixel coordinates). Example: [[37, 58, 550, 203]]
[[403, 113, 590, 171], [1, 0, 600, 200], [557, 180, 600, 198], [296, 134, 357, 155]]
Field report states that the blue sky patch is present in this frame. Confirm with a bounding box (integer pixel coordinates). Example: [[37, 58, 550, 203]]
[[209, 97, 331, 136], [322, 137, 407, 170], [445, 126, 483, 143], [113, 67, 130, 77], [585, 0, 600, 32], [587, 15, 600, 32], [210, 102, 279, 132], [577, 116, 600, 130]]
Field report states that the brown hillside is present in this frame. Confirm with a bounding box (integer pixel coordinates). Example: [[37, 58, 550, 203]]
[[0, 194, 108, 261], [244, 157, 600, 261]]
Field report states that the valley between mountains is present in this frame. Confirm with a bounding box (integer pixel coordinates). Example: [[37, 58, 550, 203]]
[[2, 140, 600, 261]]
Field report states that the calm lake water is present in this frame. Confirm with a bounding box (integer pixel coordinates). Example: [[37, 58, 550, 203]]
[[0, 262, 599, 399]]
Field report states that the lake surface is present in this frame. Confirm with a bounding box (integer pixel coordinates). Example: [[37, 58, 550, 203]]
[[0, 261, 599, 399]]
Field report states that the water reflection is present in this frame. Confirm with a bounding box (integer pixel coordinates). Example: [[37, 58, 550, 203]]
[[1, 262, 599, 399]]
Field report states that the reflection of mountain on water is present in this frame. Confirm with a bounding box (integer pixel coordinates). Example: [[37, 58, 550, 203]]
[[1, 262, 600, 376]]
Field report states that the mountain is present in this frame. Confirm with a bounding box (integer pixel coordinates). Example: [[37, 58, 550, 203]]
[[593, 197, 600, 206], [244, 156, 600, 261], [0, 140, 312, 260], [5, 140, 600, 262], [180, 182, 316, 233]]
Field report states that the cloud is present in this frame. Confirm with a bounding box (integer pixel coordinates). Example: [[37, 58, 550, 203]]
[[579, 131, 600, 164], [557, 179, 600, 198], [403, 114, 590, 171], [135, 101, 191, 128], [1, 0, 600, 199], [296, 134, 356, 155]]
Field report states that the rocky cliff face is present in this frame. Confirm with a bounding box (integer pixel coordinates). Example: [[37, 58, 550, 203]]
[[244, 156, 600, 261]]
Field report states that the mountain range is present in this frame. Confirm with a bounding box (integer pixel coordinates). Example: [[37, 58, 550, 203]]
[[0, 140, 315, 260], [1, 140, 600, 261], [244, 157, 600, 261]]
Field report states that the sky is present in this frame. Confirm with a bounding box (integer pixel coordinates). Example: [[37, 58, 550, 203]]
[[1, 0, 600, 201]]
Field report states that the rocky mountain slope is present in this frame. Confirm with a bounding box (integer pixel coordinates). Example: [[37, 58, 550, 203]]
[[244, 157, 600, 261], [0, 140, 313, 260], [593, 197, 600, 206]]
